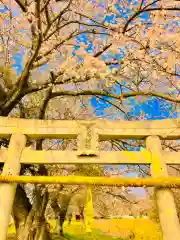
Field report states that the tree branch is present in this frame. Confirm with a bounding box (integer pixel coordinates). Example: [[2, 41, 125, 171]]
[[41, 0, 51, 12], [105, 191, 138, 204], [43, 0, 73, 37], [0, 32, 42, 116], [37, 30, 110, 61], [94, 43, 112, 58], [50, 89, 180, 103], [44, 21, 109, 42], [95, 95, 130, 119], [122, 0, 180, 33], [14, 0, 27, 12]]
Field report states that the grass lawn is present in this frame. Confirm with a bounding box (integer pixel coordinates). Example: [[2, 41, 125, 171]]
[[8, 219, 163, 240]]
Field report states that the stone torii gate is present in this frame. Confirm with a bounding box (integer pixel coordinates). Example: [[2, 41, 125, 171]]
[[0, 117, 180, 239]]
